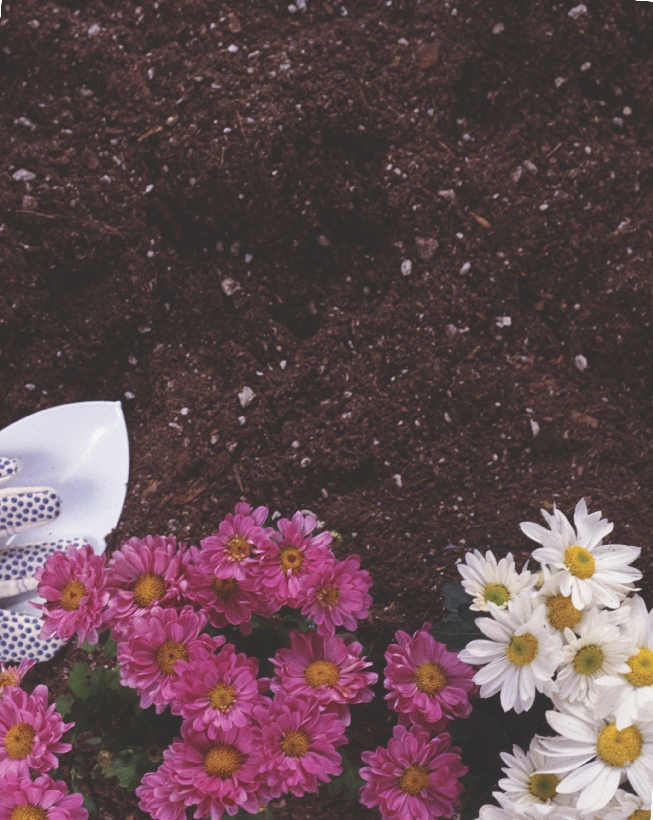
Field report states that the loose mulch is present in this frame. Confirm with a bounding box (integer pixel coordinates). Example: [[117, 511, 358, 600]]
[[3, 0, 653, 817]]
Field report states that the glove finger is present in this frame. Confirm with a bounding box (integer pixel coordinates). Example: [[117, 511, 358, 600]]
[[0, 487, 60, 538], [0, 609, 65, 663], [0, 538, 86, 599], [0, 458, 21, 487]]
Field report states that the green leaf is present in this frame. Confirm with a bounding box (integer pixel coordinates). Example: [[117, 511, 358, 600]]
[[81, 796, 98, 815], [55, 695, 73, 718], [327, 750, 364, 801], [87, 736, 102, 745], [441, 580, 473, 612], [68, 663, 91, 700], [81, 639, 98, 652], [90, 666, 106, 697], [430, 615, 481, 651], [103, 635, 117, 659]]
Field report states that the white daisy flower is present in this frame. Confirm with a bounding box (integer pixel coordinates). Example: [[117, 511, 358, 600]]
[[458, 594, 563, 713], [593, 788, 651, 820], [538, 705, 653, 812], [474, 805, 520, 820], [457, 549, 537, 611], [494, 737, 578, 817], [520, 498, 642, 610], [596, 595, 653, 729], [554, 607, 634, 706], [534, 566, 588, 636]]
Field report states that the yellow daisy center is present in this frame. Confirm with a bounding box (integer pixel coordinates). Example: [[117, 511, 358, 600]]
[[573, 644, 604, 676], [304, 660, 340, 688], [154, 640, 189, 674], [628, 811, 651, 820], [398, 764, 430, 795], [505, 633, 538, 666], [414, 662, 447, 695], [626, 648, 653, 687], [204, 744, 243, 778], [212, 577, 239, 600], [484, 583, 510, 607], [4, 723, 36, 760], [132, 573, 166, 607], [227, 535, 251, 562], [60, 579, 87, 612], [208, 682, 236, 712], [280, 729, 310, 758], [279, 546, 304, 573], [528, 772, 559, 800], [546, 594, 582, 631], [317, 585, 339, 607], [596, 724, 642, 767], [10, 807, 48, 820], [564, 545, 595, 579]]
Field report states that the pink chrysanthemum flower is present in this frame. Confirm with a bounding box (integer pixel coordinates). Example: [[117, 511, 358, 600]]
[[360, 724, 467, 820], [196, 502, 272, 581], [271, 630, 377, 725], [117, 606, 224, 714], [184, 554, 278, 634], [172, 644, 269, 738], [0, 773, 88, 820], [253, 690, 347, 798], [0, 659, 36, 698], [0, 685, 72, 777], [259, 512, 334, 607], [159, 723, 265, 820], [384, 624, 477, 732], [136, 762, 187, 820], [105, 535, 188, 636], [33, 543, 109, 647], [299, 555, 373, 636]]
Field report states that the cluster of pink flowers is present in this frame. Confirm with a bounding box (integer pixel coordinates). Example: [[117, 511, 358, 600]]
[[0, 666, 86, 820], [35, 503, 378, 820], [359, 624, 476, 820]]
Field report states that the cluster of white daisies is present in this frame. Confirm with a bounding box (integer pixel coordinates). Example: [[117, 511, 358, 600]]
[[457, 499, 652, 820]]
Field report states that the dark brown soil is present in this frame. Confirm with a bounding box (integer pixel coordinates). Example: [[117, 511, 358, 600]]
[[3, 0, 653, 817]]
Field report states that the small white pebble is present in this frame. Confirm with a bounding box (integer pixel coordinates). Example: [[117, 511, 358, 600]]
[[145, 184, 154, 193], [321, 488, 328, 498], [226, 441, 238, 453], [438, 189, 456, 201], [444, 412, 452, 422], [238, 386, 255, 408], [12, 169, 36, 182], [228, 44, 239, 53], [530, 419, 540, 437], [580, 61, 591, 72], [393, 474, 403, 488], [288, 3, 298, 11], [100, 175, 112, 183], [575, 354, 588, 372], [568, 4, 587, 19], [280, 360, 287, 370], [495, 316, 512, 327], [397, 37, 409, 46], [539, 203, 549, 211], [238, 415, 246, 425], [128, 355, 138, 366], [25, 383, 36, 391], [401, 259, 412, 276], [492, 22, 505, 34], [460, 262, 471, 275], [523, 159, 538, 173], [584, 145, 592, 155], [511, 166, 523, 183], [124, 391, 135, 400], [28, 20, 40, 29], [300, 457, 311, 468], [210, 434, 219, 445], [88, 24, 101, 36], [221, 277, 241, 297], [180, 407, 189, 416], [554, 77, 567, 88], [169, 422, 182, 431], [291, 440, 300, 449], [623, 106, 632, 116], [245, 253, 253, 263]]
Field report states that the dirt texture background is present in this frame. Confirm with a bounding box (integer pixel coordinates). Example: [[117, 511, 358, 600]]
[[2, 0, 653, 817]]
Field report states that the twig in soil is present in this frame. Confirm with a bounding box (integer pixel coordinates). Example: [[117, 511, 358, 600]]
[[232, 464, 245, 492], [137, 125, 164, 142], [17, 210, 57, 219], [545, 142, 563, 158]]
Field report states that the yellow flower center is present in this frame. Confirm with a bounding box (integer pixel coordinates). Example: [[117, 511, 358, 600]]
[[280, 730, 310, 758], [596, 724, 643, 767], [546, 594, 582, 631], [564, 545, 595, 579], [528, 773, 559, 800], [226, 535, 252, 562], [154, 640, 188, 674], [573, 644, 604, 676], [132, 573, 166, 608], [212, 577, 239, 601], [626, 648, 653, 687], [505, 633, 538, 666], [10, 807, 48, 820], [628, 811, 651, 820], [60, 579, 87, 612], [208, 682, 236, 712], [204, 744, 243, 778], [317, 585, 339, 607], [414, 662, 447, 695], [398, 764, 430, 796], [484, 583, 510, 607], [304, 660, 340, 688], [279, 546, 304, 573], [4, 723, 36, 760]]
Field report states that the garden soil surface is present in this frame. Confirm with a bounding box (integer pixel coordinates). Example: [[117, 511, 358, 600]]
[[3, 0, 653, 817]]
